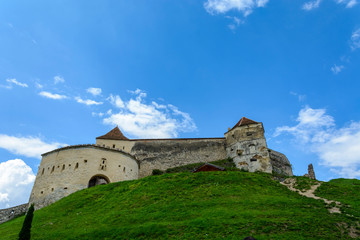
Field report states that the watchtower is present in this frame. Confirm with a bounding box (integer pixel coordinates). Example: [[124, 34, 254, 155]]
[[224, 117, 272, 173]]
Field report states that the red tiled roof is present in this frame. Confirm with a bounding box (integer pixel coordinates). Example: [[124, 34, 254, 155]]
[[230, 117, 258, 130], [96, 126, 129, 140]]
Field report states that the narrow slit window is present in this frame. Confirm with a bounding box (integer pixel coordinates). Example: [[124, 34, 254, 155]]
[[62, 164, 65, 171], [51, 166, 55, 173], [75, 162, 79, 169], [42, 168, 45, 175], [113, 144, 116, 148]]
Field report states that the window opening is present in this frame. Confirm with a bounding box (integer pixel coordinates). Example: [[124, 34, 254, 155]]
[[75, 162, 79, 169], [100, 158, 107, 171]]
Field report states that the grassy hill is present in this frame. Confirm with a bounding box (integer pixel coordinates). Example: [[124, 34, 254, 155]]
[[0, 171, 359, 239]]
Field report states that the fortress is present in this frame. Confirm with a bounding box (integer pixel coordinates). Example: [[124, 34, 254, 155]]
[[27, 117, 293, 209]]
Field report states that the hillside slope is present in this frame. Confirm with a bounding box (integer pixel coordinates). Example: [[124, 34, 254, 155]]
[[0, 172, 359, 239]]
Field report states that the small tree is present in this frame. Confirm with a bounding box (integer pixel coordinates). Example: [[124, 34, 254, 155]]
[[18, 204, 34, 240]]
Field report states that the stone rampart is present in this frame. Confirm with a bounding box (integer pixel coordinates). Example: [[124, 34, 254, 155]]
[[131, 138, 227, 178], [269, 149, 293, 176], [0, 203, 28, 224], [30, 145, 139, 209]]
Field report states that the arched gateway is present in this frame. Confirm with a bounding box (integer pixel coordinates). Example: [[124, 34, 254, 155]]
[[88, 175, 110, 188]]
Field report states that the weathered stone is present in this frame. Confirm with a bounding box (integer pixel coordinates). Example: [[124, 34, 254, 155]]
[[29, 145, 139, 209], [0, 203, 28, 224], [225, 122, 272, 173], [20, 117, 293, 210], [308, 164, 316, 180], [269, 149, 293, 176]]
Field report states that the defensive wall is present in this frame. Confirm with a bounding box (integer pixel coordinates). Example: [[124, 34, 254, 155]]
[[29, 144, 139, 209], [0, 117, 294, 223], [0, 204, 28, 224]]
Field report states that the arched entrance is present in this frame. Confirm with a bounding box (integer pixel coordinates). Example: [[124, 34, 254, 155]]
[[88, 175, 110, 188]]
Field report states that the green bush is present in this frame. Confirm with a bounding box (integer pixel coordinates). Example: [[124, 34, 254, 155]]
[[152, 169, 164, 175], [18, 204, 34, 240]]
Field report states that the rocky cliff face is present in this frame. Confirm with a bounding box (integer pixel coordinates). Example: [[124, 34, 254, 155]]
[[269, 149, 293, 176]]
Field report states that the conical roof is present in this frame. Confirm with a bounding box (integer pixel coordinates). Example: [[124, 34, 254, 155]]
[[96, 126, 129, 140], [230, 117, 258, 131]]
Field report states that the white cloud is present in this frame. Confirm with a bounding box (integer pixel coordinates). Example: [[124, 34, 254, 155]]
[[275, 106, 360, 178], [5, 78, 28, 88], [35, 82, 43, 89], [54, 75, 65, 84], [39, 91, 68, 100], [350, 28, 360, 51], [331, 64, 344, 74], [0, 159, 35, 208], [103, 89, 196, 138], [274, 106, 335, 143], [204, 0, 268, 16], [92, 112, 104, 117], [87, 87, 102, 96], [302, 0, 322, 10], [108, 94, 125, 108], [0, 134, 66, 159], [336, 0, 358, 8], [290, 92, 306, 102], [75, 97, 103, 106]]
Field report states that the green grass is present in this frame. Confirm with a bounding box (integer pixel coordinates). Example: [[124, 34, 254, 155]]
[[0, 172, 359, 239], [291, 176, 319, 192], [316, 179, 360, 221]]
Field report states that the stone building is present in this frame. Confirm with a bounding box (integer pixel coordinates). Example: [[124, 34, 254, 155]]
[[28, 117, 293, 209]]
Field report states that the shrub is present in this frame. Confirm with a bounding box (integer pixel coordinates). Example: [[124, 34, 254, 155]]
[[18, 204, 34, 240], [152, 169, 164, 175]]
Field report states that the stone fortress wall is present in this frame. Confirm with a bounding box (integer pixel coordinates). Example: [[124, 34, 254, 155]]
[[96, 138, 227, 178], [0, 117, 294, 223], [0, 204, 28, 224], [29, 145, 139, 209]]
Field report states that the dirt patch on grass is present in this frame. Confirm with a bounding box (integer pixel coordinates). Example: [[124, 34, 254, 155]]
[[281, 178, 341, 214]]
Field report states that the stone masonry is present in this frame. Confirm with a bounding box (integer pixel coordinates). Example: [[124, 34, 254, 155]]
[[0, 204, 28, 224], [0, 116, 294, 222]]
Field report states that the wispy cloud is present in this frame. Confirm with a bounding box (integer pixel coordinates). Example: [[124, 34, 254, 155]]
[[87, 87, 102, 96], [1, 78, 29, 89], [204, 0, 269, 16], [75, 97, 103, 106], [35, 82, 43, 89], [103, 89, 196, 138], [0, 159, 35, 208], [350, 28, 360, 51], [108, 94, 125, 108], [331, 64, 344, 74], [6, 78, 28, 88], [336, 0, 358, 8], [274, 106, 360, 178], [0, 134, 67, 159], [39, 91, 68, 100], [54, 75, 65, 84], [290, 92, 307, 102], [302, 0, 322, 11]]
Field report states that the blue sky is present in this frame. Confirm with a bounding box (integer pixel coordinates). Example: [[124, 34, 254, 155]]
[[0, 0, 360, 208]]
